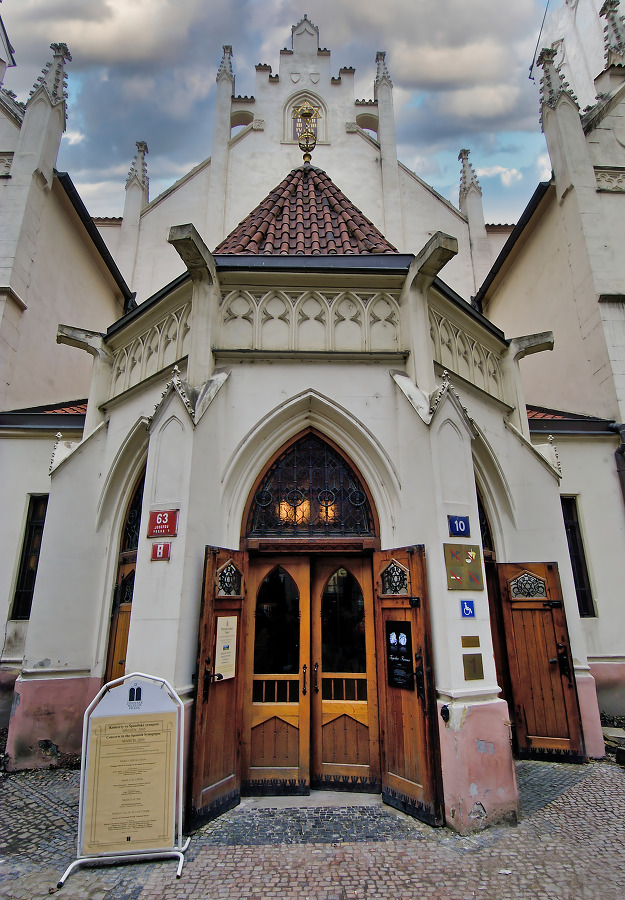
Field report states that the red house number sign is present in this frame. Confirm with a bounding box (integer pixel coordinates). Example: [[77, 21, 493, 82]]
[[147, 510, 179, 537]]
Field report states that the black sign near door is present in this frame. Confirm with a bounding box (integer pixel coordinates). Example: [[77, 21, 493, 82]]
[[385, 621, 413, 689]]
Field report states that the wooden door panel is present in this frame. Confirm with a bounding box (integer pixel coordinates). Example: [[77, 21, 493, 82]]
[[311, 557, 380, 791], [189, 548, 246, 829], [374, 547, 442, 825], [498, 562, 584, 761], [105, 602, 131, 682], [243, 557, 309, 794]]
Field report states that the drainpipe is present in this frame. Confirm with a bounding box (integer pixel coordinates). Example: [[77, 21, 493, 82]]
[[608, 422, 625, 506]]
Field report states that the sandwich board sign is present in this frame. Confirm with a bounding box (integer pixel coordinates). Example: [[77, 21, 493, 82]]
[[58, 673, 189, 888]]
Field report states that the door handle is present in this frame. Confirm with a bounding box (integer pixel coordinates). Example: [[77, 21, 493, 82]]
[[203, 655, 224, 701], [314, 661, 319, 694], [302, 663, 307, 696], [414, 651, 426, 707]]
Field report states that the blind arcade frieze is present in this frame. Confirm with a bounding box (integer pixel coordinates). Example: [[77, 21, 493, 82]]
[[219, 289, 401, 352], [429, 309, 504, 402]]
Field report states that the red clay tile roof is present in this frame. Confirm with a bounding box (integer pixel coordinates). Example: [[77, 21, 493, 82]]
[[215, 164, 397, 255], [5, 400, 87, 415]]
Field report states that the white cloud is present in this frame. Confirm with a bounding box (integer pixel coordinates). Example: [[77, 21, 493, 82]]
[[536, 153, 552, 181], [62, 129, 85, 145], [476, 165, 523, 187]]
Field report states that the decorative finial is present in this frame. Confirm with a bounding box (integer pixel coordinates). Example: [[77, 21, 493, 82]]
[[29, 42, 72, 113], [536, 47, 578, 129], [600, 1, 625, 68], [217, 45, 234, 84], [458, 149, 482, 206], [293, 101, 320, 163], [126, 140, 149, 191]]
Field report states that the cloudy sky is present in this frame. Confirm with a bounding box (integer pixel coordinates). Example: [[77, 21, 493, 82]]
[[1, 0, 554, 223]]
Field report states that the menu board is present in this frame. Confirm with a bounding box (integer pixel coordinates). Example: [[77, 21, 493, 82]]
[[82, 712, 177, 855], [385, 621, 414, 690]]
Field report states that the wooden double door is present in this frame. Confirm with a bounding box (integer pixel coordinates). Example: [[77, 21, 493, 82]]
[[244, 555, 379, 794], [189, 546, 442, 829]]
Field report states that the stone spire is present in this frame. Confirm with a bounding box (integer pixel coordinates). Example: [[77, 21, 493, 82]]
[[536, 47, 578, 129], [374, 51, 392, 98], [458, 149, 482, 208], [216, 45, 234, 86], [600, 1, 625, 68], [126, 140, 149, 194], [29, 43, 71, 114], [458, 150, 491, 294]]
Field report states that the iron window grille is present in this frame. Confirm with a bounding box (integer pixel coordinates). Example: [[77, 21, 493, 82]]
[[248, 434, 374, 538]]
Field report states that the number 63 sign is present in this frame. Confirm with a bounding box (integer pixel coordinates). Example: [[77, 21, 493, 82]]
[[147, 509, 179, 537]]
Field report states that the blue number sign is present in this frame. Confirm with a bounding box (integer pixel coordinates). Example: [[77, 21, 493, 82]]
[[448, 515, 470, 537]]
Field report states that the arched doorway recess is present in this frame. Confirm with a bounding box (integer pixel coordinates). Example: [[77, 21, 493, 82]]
[[104, 470, 145, 683], [189, 432, 442, 830]]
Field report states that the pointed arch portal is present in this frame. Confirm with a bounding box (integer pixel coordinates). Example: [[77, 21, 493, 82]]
[[189, 432, 442, 831]]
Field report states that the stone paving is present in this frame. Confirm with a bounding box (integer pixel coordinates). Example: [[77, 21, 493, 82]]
[[0, 759, 623, 899]]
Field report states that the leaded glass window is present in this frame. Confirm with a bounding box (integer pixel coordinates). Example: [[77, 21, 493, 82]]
[[247, 434, 374, 538]]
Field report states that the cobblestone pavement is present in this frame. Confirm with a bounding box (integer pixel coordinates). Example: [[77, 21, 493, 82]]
[[0, 759, 623, 899]]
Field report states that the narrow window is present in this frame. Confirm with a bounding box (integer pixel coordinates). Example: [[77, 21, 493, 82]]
[[11, 495, 49, 620], [561, 497, 595, 617]]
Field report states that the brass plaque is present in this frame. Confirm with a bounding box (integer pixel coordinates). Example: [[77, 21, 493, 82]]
[[463, 653, 484, 681], [444, 544, 484, 590], [461, 635, 480, 648]]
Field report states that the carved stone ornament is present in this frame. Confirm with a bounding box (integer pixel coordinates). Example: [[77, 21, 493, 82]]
[[595, 167, 625, 191], [510, 572, 548, 599]]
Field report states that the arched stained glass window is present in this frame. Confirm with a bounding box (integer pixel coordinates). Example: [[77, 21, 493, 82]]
[[247, 434, 374, 538]]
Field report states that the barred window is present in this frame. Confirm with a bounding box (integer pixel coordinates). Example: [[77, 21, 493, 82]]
[[11, 495, 48, 620], [248, 434, 374, 538]]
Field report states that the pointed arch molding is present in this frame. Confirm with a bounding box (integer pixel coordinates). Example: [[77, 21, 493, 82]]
[[283, 89, 329, 143], [96, 417, 150, 529], [221, 390, 400, 547]]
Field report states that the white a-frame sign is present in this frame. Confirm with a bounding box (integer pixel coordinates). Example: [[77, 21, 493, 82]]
[[58, 673, 190, 887]]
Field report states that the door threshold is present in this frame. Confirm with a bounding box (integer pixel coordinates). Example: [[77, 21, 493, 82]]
[[238, 790, 383, 811]]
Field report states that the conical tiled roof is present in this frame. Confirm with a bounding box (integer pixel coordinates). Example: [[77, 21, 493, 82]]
[[215, 164, 397, 255]]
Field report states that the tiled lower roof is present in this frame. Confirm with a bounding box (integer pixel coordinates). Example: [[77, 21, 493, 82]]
[[215, 164, 397, 255]]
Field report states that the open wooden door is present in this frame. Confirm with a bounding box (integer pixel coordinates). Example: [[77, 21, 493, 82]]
[[497, 562, 585, 761], [189, 547, 247, 829], [373, 546, 443, 825]]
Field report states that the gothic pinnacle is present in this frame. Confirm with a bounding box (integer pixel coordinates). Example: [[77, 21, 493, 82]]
[[216, 45, 234, 84], [458, 149, 482, 206], [600, 1, 625, 68]]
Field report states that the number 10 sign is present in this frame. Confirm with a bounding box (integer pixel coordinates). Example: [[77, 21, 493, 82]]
[[147, 510, 179, 537]]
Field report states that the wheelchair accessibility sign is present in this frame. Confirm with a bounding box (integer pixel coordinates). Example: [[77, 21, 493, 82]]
[[461, 600, 475, 618]]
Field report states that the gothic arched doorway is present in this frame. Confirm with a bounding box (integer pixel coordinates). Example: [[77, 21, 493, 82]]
[[189, 431, 441, 830], [104, 470, 145, 683]]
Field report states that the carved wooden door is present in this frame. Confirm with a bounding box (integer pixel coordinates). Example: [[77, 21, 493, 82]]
[[242, 555, 380, 794], [311, 557, 380, 791], [242, 557, 311, 793], [189, 548, 247, 829], [373, 547, 443, 825], [497, 562, 585, 761]]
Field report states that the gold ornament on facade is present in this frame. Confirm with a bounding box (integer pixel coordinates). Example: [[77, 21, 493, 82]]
[[293, 102, 320, 162]]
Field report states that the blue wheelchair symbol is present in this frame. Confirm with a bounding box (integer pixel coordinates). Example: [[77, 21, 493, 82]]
[[461, 600, 475, 618]]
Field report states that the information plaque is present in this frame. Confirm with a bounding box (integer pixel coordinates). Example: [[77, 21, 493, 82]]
[[58, 673, 189, 888], [385, 621, 414, 689]]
